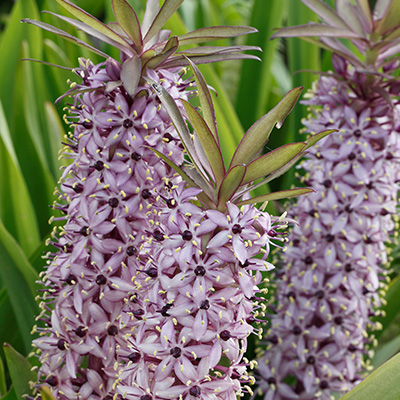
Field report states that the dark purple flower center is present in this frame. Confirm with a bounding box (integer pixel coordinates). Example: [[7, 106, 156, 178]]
[[170, 347, 181, 358], [267, 377, 276, 385], [320, 381, 329, 389], [306, 355, 316, 364], [194, 265, 206, 276], [353, 129, 362, 137], [46, 375, 58, 386], [286, 291, 295, 299], [131, 152, 142, 161], [123, 119, 133, 128], [82, 120, 93, 129], [163, 133, 174, 142], [94, 160, 104, 171], [315, 290, 324, 299], [140, 395, 152, 400], [322, 179, 332, 188], [63, 243, 74, 253], [304, 256, 313, 265], [325, 234, 334, 242], [292, 326, 302, 335], [189, 386, 201, 397], [145, 267, 158, 278], [73, 183, 84, 193], [133, 309, 145, 319], [107, 325, 118, 336], [334, 316, 343, 325], [345, 205, 353, 213], [166, 198, 177, 209], [126, 246, 137, 256], [199, 300, 210, 310], [220, 330, 231, 341], [160, 305, 170, 316], [108, 197, 119, 208], [380, 208, 389, 216], [386, 152, 393, 159], [345, 263, 352, 272], [128, 352, 141, 363], [57, 339, 67, 350], [141, 189, 152, 199], [267, 335, 278, 344], [66, 274, 77, 285], [75, 326, 86, 337], [348, 344, 358, 352], [348, 152, 356, 160], [239, 260, 250, 268], [246, 316, 256, 324], [79, 226, 89, 236], [153, 230, 164, 241], [96, 274, 107, 285], [232, 224, 243, 234], [181, 230, 193, 241], [364, 236, 373, 244]]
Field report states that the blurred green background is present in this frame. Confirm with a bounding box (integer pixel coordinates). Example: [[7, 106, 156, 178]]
[[0, 0, 399, 398]]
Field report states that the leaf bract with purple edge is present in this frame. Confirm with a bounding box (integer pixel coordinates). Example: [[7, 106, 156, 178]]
[[271, 24, 362, 39], [242, 143, 306, 185], [121, 55, 142, 97], [217, 165, 246, 209], [54, 0, 131, 48], [143, 36, 179, 69], [237, 188, 314, 207], [112, 0, 142, 51], [230, 87, 303, 167]]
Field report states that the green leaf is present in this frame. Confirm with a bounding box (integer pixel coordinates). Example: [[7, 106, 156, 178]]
[[0, 387, 17, 400], [372, 334, 400, 369], [304, 129, 336, 150], [143, 36, 179, 69], [217, 165, 246, 209], [237, 188, 314, 206], [340, 352, 400, 400], [0, 220, 39, 351], [177, 25, 258, 45], [301, 0, 351, 29], [0, 354, 6, 396], [271, 23, 361, 39], [242, 143, 306, 184], [120, 54, 142, 96], [21, 19, 110, 58], [144, 0, 184, 43], [230, 87, 303, 167], [181, 100, 225, 184], [3, 344, 36, 399], [54, 0, 131, 48], [185, 57, 218, 142], [112, 0, 142, 50]]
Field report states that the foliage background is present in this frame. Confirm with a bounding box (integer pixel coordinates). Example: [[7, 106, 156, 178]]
[[0, 0, 398, 398]]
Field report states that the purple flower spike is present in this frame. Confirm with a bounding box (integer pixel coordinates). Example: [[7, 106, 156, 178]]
[[258, 1, 400, 398]]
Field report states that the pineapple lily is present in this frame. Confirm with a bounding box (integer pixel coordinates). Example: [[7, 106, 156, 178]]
[[23, 1, 332, 399], [256, 1, 400, 399]]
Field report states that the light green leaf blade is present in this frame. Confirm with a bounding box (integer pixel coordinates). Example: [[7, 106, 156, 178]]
[[40, 386, 57, 400], [230, 87, 303, 167], [372, 335, 400, 369], [271, 23, 361, 39], [112, 0, 142, 50], [144, 0, 184, 43], [218, 165, 246, 209], [0, 354, 5, 396], [243, 143, 306, 184], [237, 188, 313, 206], [55, 0, 131, 47], [143, 36, 178, 69], [340, 352, 400, 400], [4, 344, 36, 400], [304, 129, 336, 150], [181, 100, 225, 184], [0, 387, 17, 400]]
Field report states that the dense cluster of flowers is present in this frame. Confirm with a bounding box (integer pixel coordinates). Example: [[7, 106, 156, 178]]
[[256, 56, 400, 400], [30, 52, 291, 399]]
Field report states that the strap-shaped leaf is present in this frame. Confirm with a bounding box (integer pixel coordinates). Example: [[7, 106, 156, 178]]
[[301, 0, 351, 29], [177, 45, 261, 56], [178, 25, 258, 45], [230, 87, 303, 167], [161, 52, 261, 69], [43, 11, 133, 55], [112, 0, 142, 51], [336, 0, 367, 37], [271, 23, 361, 39], [182, 100, 225, 184], [304, 129, 336, 150], [121, 55, 142, 96], [143, 36, 179, 69], [148, 148, 214, 208], [55, 0, 131, 48], [185, 57, 218, 142], [218, 165, 246, 209], [237, 188, 313, 206], [143, 0, 184, 44], [242, 143, 306, 184], [146, 78, 208, 181], [21, 19, 110, 58]]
